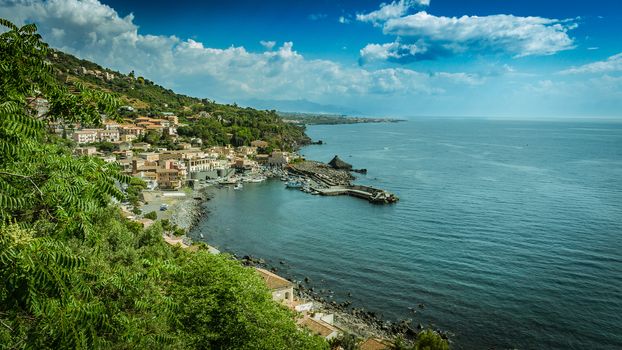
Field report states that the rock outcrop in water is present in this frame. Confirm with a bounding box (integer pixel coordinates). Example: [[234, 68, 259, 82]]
[[328, 155, 353, 170]]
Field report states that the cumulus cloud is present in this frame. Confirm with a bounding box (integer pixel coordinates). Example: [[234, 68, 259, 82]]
[[356, 0, 429, 25], [359, 11, 577, 63], [560, 53, 622, 74], [260, 40, 276, 50], [0, 0, 481, 106]]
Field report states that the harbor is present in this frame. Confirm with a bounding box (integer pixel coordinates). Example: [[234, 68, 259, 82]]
[[287, 157, 399, 204]]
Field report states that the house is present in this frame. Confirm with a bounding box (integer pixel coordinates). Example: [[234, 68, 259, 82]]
[[132, 142, 151, 151], [120, 134, 137, 142], [97, 129, 120, 142], [119, 125, 145, 136], [137, 152, 159, 162], [251, 140, 269, 148], [165, 115, 179, 125], [113, 149, 133, 159], [157, 168, 183, 189], [359, 338, 391, 350], [237, 146, 257, 156], [178, 142, 192, 150], [163, 126, 177, 136], [103, 120, 120, 130], [255, 268, 294, 305], [298, 317, 340, 341], [74, 146, 97, 156], [267, 150, 290, 167], [73, 130, 98, 144], [255, 154, 269, 164]]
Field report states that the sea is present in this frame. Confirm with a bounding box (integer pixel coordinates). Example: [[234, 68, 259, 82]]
[[190, 118, 622, 350]]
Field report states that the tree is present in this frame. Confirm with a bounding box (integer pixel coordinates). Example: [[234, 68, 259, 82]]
[[413, 330, 449, 350], [0, 18, 327, 349], [144, 211, 157, 220]]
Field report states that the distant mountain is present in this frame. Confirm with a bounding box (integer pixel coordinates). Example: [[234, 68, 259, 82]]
[[240, 98, 362, 116]]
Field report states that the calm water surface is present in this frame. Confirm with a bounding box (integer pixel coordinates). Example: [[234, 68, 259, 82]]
[[191, 118, 622, 349]]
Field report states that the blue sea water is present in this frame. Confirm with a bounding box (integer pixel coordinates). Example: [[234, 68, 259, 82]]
[[191, 118, 622, 349]]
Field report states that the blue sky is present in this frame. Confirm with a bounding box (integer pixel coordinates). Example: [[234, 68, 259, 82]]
[[1, 0, 621, 118]]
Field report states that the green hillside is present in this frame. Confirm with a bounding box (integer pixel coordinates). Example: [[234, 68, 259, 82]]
[[48, 49, 311, 150], [0, 19, 326, 349]]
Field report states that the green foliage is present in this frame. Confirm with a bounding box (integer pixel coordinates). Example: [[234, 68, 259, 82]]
[[143, 211, 157, 220], [329, 333, 359, 350], [0, 18, 327, 350], [413, 330, 449, 350], [391, 330, 450, 350]]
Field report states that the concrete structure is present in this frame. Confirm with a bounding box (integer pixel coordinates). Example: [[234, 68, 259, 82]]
[[267, 150, 290, 167], [74, 147, 97, 156], [73, 130, 98, 144], [97, 129, 120, 142], [255, 268, 294, 305], [120, 134, 137, 142]]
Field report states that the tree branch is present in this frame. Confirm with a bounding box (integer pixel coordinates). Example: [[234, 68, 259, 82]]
[[0, 171, 44, 197]]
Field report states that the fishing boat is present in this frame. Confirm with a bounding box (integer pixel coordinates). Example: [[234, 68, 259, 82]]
[[285, 181, 303, 189], [234, 183, 243, 190]]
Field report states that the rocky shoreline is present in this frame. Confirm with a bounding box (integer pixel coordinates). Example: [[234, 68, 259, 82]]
[[168, 189, 207, 230], [238, 255, 452, 344]]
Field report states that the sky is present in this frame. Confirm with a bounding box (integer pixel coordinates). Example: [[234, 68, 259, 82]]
[[1, 0, 621, 118]]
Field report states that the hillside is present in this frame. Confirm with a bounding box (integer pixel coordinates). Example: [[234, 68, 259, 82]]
[[47, 49, 311, 151], [1, 19, 328, 350]]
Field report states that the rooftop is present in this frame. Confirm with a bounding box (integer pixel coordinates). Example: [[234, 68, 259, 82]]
[[359, 338, 391, 350], [255, 267, 293, 290], [298, 317, 338, 338]]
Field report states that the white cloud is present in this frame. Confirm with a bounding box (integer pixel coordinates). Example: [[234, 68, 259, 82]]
[[260, 40, 276, 50], [0, 0, 479, 107], [338, 16, 351, 24], [360, 11, 577, 63], [360, 41, 430, 64], [560, 53, 622, 74], [356, 0, 429, 25]]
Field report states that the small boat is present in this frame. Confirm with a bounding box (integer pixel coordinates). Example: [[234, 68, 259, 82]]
[[285, 181, 303, 189], [234, 183, 243, 190]]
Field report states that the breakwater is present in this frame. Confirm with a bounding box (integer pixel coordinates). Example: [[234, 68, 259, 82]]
[[288, 160, 399, 204]]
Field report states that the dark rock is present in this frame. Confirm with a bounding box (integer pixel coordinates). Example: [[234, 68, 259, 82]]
[[328, 155, 352, 170]]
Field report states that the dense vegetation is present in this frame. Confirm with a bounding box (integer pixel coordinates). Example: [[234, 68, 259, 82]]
[[48, 50, 311, 151], [0, 19, 326, 349]]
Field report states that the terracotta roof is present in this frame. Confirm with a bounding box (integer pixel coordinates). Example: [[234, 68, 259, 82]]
[[360, 338, 391, 350], [255, 268, 293, 290], [298, 317, 338, 338]]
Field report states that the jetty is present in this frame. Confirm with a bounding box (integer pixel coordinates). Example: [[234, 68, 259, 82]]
[[316, 185, 399, 204], [287, 158, 399, 204]]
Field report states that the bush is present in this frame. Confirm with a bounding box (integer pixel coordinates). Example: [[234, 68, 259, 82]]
[[144, 211, 157, 220]]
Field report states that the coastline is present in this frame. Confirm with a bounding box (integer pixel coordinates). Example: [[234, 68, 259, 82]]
[[177, 184, 448, 345]]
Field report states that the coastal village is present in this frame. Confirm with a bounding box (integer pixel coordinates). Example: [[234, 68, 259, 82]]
[[39, 101, 401, 348]]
